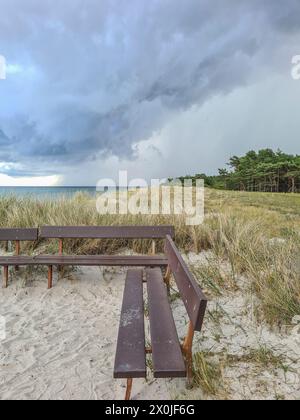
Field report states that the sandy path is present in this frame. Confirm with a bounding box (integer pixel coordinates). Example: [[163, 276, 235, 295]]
[[0, 266, 184, 400]]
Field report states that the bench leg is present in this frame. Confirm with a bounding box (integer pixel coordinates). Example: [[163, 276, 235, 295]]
[[58, 239, 63, 273], [164, 266, 171, 296], [3, 266, 8, 288], [125, 378, 133, 400], [48, 265, 53, 289], [185, 352, 193, 387], [182, 321, 195, 387], [151, 240, 156, 255], [15, 240, 20, 271]]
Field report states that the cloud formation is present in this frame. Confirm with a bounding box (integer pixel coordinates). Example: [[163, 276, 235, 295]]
[[0, 0, 300, 184]]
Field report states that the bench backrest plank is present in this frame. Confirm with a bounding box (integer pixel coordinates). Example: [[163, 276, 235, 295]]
[[164, 235, 207, 332], [39, 225, 175, 239], [0, 228, 38, 241]]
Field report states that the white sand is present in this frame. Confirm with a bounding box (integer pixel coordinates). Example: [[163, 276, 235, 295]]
[[1, 252, 299, 400], [0, 266, 186, 400]]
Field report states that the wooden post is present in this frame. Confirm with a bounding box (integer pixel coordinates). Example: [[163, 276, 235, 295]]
[[15, 240, 20, 271], [164, 266, 172, 295], [4, 241, 8, 252], [182, 321, 195, 386], [59, 239, 63, 255], [3, 266, 8, 288], [125, 378, 133, 400], [151, 240, 156, 255], [58, 239, 63, 273], [48, 265, 53, 289]]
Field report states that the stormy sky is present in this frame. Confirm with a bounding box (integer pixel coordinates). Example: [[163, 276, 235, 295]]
[[0, 0, 300, 186]]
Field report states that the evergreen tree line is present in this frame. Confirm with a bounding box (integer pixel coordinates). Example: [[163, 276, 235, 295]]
[[171, 149, 300, 193]]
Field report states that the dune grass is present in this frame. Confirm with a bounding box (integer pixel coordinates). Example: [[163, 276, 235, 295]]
[[0, 189, 299, 325], [192, 352, 224, 397]]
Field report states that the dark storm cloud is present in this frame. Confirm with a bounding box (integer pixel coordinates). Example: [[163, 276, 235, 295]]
[[0, 0, 300, 177]]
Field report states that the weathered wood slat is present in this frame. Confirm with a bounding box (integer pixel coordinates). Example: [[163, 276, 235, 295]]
[[146, 268, 186, 378], [39, 225, 175, 239], [164, 235, 207, 332], [0, 255, 168, 267], [0, 228, 38, 241], [114, 270, 146, 379]]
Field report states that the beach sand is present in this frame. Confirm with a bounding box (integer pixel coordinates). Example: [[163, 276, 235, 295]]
[[0, 264, 185, 400], [0, 252, 300, 400]]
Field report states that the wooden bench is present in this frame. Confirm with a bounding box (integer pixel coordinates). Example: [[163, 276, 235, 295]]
[[0, 226, 174, 288], [114, 235, 207, 400], [0, 225, 207, 400]]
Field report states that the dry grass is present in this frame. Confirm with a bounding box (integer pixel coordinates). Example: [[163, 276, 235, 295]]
[[195, 213, 300, 325], [0, 189, 299, 325], [189, 346, 290, 399], [224, 346, 288, 371], [192, 352, 225, 398]]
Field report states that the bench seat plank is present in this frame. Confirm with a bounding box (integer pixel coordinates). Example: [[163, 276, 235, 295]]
[[146, 268, 186, 378], [114, 270, 146, 379], [0, 255, 168, 267]]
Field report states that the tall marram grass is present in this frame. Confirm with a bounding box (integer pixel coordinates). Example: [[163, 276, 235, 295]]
[[0, 193, 197, 254], [199, 213, 300, 324], [0, 189, 299, 325]]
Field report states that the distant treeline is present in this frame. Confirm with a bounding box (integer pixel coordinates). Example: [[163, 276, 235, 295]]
[[171, 149, 300, 193]]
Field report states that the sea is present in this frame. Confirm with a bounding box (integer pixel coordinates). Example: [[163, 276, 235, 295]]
[[0, 186, 98, 199]]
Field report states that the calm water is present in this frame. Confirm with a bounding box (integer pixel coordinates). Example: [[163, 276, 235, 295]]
[[0, 186, 97, 199]]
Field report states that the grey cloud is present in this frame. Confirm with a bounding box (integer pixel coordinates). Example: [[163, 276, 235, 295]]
[[0, 168, 56, 177], [0, 129, 9, 146], [0, 0, 300, 179]]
